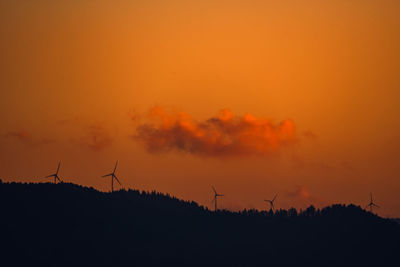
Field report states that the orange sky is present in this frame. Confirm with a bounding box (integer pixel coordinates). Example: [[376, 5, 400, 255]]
[[1, 0, 400, 216]]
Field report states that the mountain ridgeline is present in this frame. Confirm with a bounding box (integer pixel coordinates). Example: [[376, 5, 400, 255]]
[[0, 180, 399, 267]]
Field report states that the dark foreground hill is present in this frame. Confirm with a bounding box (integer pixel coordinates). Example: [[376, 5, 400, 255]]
[[0, 181, 399, 267]]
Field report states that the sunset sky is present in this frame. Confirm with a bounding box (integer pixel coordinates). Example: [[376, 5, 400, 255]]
[[1, 0, 399, 216]]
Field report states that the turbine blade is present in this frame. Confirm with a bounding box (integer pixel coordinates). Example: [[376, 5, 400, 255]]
[[114, 161, 118, 173], [370, 192, 373, 203], [272, 194, 277, 202], [102, 173, 112, 177], [373, 203, 380, 208], [56, 161, 61, 174], [45, 174, 56, 178], [114, 175, 122, 185], [212, 186, 217, 194]]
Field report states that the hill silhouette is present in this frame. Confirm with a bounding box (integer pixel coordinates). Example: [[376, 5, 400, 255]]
[[0, 180, 399, 266]]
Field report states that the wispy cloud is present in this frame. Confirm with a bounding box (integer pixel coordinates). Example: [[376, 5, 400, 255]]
[[286, 185, 328, 208], [56, 116, 79, 125], [5, 130, 32, 143], [74, 124, 114, 152], [4, 130, 54, 147], [303, 131, 317, 140], [132, 107, 297, 158]]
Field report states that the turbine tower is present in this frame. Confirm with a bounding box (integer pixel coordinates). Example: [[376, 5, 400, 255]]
[[264, 194, 277, 211], [44, 161, 62, 184], [366, 192, 380, 213], [102, 161, 122, 192], [211, 186, 224, 211]]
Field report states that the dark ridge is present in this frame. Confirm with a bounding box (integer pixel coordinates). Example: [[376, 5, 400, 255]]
[[0, 181, 399, 267]]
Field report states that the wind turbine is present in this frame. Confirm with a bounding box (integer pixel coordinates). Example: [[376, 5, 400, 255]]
[[44, 161, 62, 184], [211, 186, 224, 211], [264, 194, 277, 211], [102, 161, 122, 192], [366, 192, 380, 213]]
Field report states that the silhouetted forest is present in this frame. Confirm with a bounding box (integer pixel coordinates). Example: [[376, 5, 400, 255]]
[[1, 180, 399, 266]]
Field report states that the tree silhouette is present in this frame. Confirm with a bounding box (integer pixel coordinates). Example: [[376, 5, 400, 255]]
[[0, 181, 399, 267]]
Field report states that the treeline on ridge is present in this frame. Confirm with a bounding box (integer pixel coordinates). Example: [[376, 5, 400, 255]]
[[0, 180, 399, 267]]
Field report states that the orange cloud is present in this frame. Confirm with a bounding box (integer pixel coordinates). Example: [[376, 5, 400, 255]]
[[287, 185, 311, 199], [286, 185, 328, 208], [132, 107, 297, 157]]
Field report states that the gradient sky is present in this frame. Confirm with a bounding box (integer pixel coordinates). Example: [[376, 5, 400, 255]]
[[1, 0, 400, 216]]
